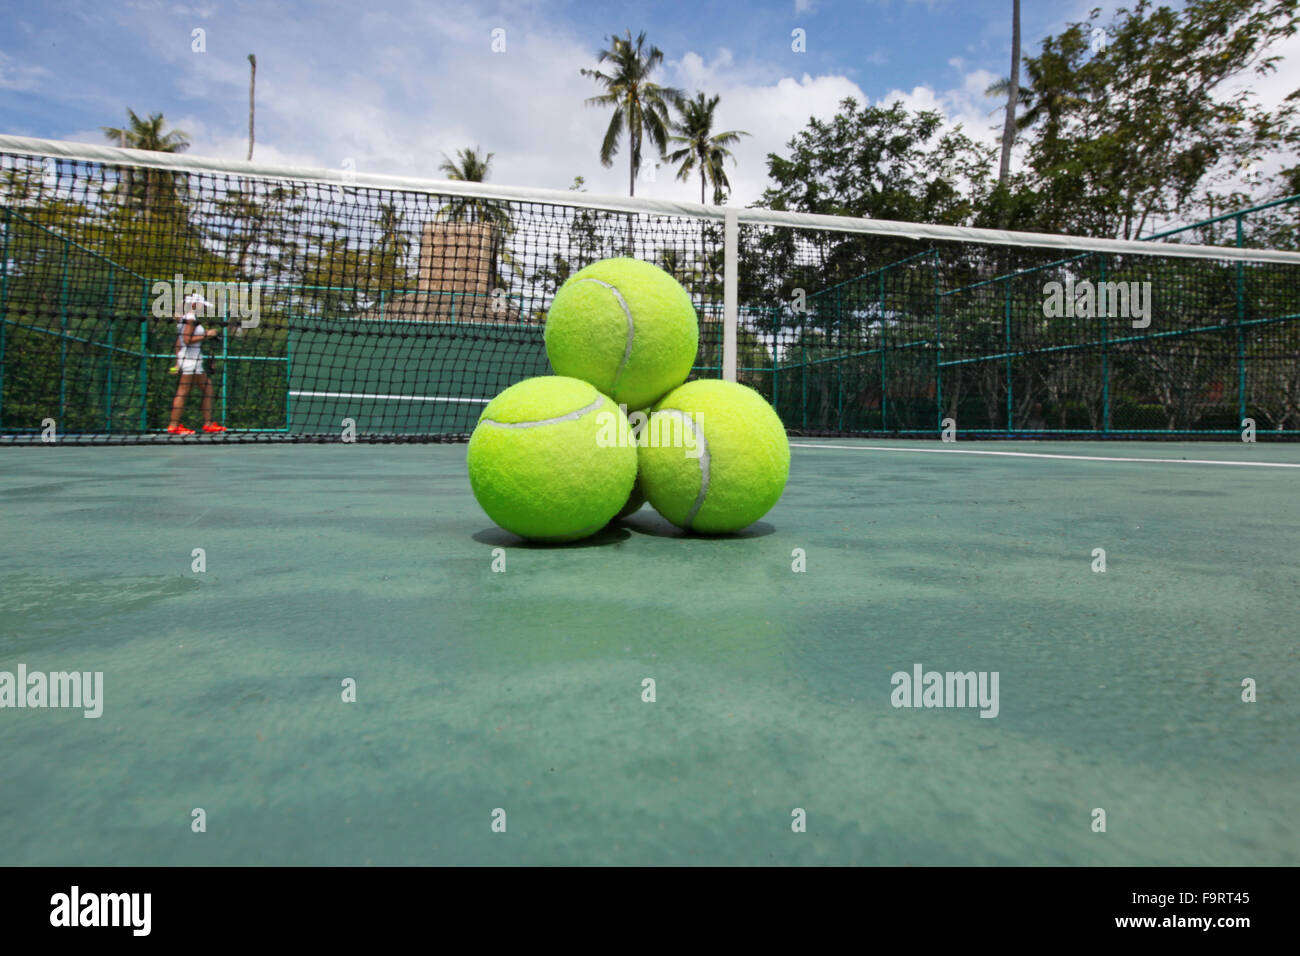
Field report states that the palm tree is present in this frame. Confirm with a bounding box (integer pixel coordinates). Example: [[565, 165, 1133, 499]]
[[581, 30, 683, 198], [436, 146, 508, 226], [440, 146, 493, 185], [984, 49, 1086, 148], [372, 201, 411, 287], [665, 92, 749, 204], [435, 146, 514, 292], [984, 77, 1033, 118], [247, 54, 257, 161], [102, 108, 190, 153], [998, 1, 1021, 188], [656, 247, 696, 286], [101, 109, 191, 214]]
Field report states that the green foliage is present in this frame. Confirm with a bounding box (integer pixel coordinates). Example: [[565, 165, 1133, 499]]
[[581, 30, 684, 196], [1009, 0, 1299, 237], [665, 92, 749, 204]]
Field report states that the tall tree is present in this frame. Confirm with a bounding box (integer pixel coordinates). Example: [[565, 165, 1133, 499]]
[[247, 54, 257, 161], [1016, 0, 1299, 238], [581, 30, 684, 197], [435, 146, 514, 289], [101, 109, 190, 153], [100, 109, 191, 215], [665, 92, 750, 204], [997, 0, 1021, 189], [748, 98, 995, 327], [436, 146, 508, 226]]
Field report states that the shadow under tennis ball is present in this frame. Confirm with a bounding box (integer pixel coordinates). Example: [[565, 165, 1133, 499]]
[[619, 509, 777, 539], [471, 525, 632, 549]]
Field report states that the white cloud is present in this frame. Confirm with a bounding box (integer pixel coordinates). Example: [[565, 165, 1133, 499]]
[[878, 67, 1004, 144], [655, 48, 867, 205], [27, 0, 1295, 220], [0, 51, 51, 92]]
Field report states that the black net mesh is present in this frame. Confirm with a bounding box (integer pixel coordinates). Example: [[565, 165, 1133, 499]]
[[739, 222, 1300, 438], [1, 147, 1297, 443]]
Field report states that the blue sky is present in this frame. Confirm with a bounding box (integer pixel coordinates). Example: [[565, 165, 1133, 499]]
[[1, 0, 1295, 206]]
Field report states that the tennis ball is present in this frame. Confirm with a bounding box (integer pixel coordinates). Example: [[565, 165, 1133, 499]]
[[638, 380, 790, 534], [613, 481, 646, 520], [468, 376, 637, 542], [545, 257, 699, 411]]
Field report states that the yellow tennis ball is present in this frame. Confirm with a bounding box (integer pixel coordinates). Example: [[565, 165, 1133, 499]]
[[467, 376, 637, 542], [638, 380, 790, 534], [544, 257, 699, 410], [612, 480, 646, 520]]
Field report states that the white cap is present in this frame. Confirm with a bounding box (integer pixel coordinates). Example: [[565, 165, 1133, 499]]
[[184, 292, 213, 309]]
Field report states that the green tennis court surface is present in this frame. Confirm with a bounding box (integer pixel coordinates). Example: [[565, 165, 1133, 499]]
[[1, 439, 1297, 865]]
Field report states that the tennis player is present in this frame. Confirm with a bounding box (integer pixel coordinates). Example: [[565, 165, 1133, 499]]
[[166, 292, 228, 435]]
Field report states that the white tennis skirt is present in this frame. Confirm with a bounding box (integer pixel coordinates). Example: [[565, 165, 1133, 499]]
[[177, 354, 204, 375]]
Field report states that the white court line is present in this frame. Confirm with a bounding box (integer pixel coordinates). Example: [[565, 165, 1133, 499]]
[[789, 442, 1300, 468], [288, 390, 490, 404]]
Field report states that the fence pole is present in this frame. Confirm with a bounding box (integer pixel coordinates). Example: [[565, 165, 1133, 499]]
[[221, 300, 230, 427], [836, 286, 843, 430], [933, 250, 942, 435], [1004, 278, 1013, 433], [106, 270, 115, 433], [772, 308, 780, 417], [801, 334, 808, 431], [879, 270, 887, 431], [1235, 214, 1247, 428], [285, 327, 293, 433], [1100, 256, 1110, 435], [139, 279, 149, 431], [59, 239, 69, 427], [0, 208, 8, 426]]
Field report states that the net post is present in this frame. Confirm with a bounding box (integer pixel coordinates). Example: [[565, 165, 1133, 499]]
[[722, 207, 738, 382]]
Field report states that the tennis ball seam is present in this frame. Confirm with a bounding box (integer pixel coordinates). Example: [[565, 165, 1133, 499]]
[[480, 396, 605, 429], [653, 408, 711, 529], [572, 277, 635, 389]]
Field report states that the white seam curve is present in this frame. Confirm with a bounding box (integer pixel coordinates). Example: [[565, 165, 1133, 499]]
[[482, 397, 604, 428], [577, 278, 634, 388], [788, 442, 1300, 468], [657, 409, 709, 528]]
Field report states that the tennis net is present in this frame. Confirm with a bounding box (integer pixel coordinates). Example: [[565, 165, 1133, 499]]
[[2, 134, 1298, 443]]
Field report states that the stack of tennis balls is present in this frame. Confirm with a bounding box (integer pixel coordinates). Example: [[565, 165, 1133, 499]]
[[467, 257, 790, 542]]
